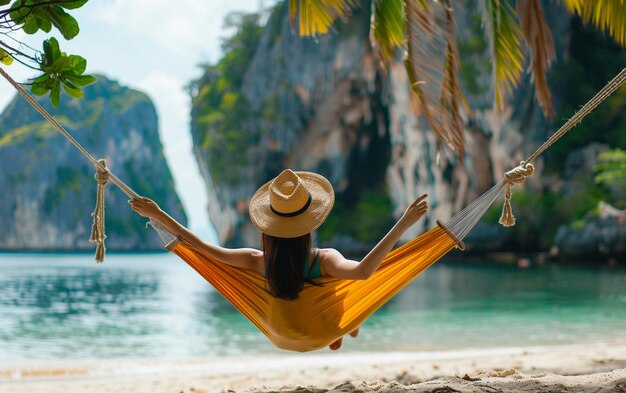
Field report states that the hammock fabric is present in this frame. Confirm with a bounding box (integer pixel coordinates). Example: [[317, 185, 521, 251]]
[[168, 225, 456, 351]]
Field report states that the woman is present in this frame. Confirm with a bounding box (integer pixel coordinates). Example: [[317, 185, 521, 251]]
[[130, 169, 428, 350]]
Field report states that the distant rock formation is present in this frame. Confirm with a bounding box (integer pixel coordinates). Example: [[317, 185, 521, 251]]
[[0, 75, 187, 251], [554, 216, 626, 261], [553, 145, 626, 261]]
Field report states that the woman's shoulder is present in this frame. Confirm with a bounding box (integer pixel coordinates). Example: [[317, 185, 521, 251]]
[[241, 247, 265, 274], [317, 248, 345, 262]]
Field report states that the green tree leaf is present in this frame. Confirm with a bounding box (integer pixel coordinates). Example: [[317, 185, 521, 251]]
[[65, 74, 96, 87], [0, 49, 13, 65], [58, 0, 89, 10], [67, 54, 86, 74], [50, 80, 61, 107], [31, 81, 48, 96], [62, 80, 83, 98], [42, 37, 62, 66], [48, 6, 80, 40], [21, 16, 39, 34], [51, 55, 70, 72], [8, 2, 27, 25], [34, 9, 53, 33]]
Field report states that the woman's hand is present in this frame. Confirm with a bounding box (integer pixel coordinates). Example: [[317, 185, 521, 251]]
[[128, 197, 163, 220], [398, 194, 429, 229]]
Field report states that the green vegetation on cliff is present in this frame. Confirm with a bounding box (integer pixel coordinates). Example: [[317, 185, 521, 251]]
[[548, 18, 626, 171], [595, 149, 626, 190], [191, 12, 264, 185], [320, 190, 395, 245]]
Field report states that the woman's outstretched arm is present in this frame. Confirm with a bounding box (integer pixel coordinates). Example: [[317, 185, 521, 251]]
[[322, 194, 429, 280], [129, 197, 263, 272]]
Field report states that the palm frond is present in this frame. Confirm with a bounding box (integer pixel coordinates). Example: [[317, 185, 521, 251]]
[[517, 0, 556, 117], [482, 0, 524, 111], [562, 0, 583, 14], [562, 0, 626, 47], [289, 0, 299, 30], [289, 0, 355, 37], [370, 0, 405, 61], [440, 0, 466, 157], [404, 0, 466, 158]]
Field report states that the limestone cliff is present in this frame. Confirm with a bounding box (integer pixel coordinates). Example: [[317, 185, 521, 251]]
[[191, 1, 625, 258], [0, 75, 187, 251]]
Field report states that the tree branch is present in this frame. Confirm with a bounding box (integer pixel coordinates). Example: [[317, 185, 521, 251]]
[[0, 39, 39, 63]]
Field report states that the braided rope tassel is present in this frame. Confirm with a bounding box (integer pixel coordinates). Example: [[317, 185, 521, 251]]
[[499, 162, 535, 227], [90, 159, 109, 262]]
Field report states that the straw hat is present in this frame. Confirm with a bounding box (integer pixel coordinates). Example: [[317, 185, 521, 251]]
[[249, 169, 334, 238]]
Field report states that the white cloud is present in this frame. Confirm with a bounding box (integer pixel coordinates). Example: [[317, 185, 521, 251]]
[[134, 72, 189, 150], [91, 0, 264, 62]]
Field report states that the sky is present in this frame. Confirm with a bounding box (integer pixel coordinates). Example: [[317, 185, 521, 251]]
[[0, 0, 274, 243]]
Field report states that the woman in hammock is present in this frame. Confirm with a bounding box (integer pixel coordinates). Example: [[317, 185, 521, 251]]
[[130, 169, 428, 350]]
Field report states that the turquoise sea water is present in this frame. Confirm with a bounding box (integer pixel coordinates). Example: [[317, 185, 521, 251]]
[[0, 252, 625, 360]]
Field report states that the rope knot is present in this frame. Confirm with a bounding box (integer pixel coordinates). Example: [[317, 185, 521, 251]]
[[94, 162, 109, 185], [90, 159, 109, 262], [499, 161, 535, 227], [503, 161, 534, 186]]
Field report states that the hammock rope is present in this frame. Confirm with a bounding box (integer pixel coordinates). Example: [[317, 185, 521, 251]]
[[497, 68, 626, 226], [90, 159, 109, 262]]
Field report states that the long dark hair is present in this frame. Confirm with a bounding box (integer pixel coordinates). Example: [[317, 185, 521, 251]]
[[262, 233, 321, 300]]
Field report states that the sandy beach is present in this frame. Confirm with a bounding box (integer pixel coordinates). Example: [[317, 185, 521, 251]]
[[1, 342, 625, 392]]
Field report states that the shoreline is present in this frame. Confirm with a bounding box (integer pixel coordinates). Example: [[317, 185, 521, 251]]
[[450, 250, 626, 266], [2, 249, 624, 267], [0, 249, 169, 255], [2, 342, 625, 392]]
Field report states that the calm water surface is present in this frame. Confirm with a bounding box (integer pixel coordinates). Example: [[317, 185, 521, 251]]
[[0, 252, 625, 360]]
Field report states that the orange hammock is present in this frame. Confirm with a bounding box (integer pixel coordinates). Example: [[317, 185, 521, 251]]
[[168, 224, 457, 352]]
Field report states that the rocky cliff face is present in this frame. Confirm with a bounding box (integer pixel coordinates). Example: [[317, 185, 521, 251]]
[[191, 1, 624, 257], [0, 75, 186, 251], [192, 4, 393, 248]]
